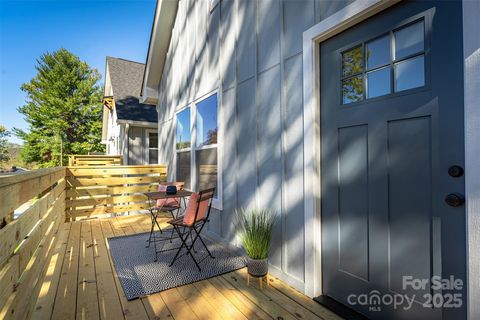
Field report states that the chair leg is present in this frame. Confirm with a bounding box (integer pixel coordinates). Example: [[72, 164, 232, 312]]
[[169, 226, 202, 272], [146, 213, 155, 247], [169, 210, 177, 243], [169, 226, 186, 265], [192, 225, 214, 258]]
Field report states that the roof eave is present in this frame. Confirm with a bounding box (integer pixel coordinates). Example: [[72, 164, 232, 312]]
[[140, 0, 178, 105]]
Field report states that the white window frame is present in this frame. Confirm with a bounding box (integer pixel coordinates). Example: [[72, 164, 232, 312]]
[[174, 90, 223, 210], [145, 129, 159, 164]]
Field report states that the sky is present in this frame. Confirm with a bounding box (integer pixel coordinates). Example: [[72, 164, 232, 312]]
[[0, 0, 156, 144]]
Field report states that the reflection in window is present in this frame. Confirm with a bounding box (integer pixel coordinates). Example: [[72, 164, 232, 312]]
[[395, 55, 425, 92], [148, 132, 158, 164], [196, 148, 217, 197], [342, 46, 363, 77], [367, 67, 391, 98], [341, 19, 425, 105], [149, 150, 158, 164], [196, 94, 217, 147], [366, 35, 390, 69], [176, 108, 191, 149], [342, 76, 363, 104], [176, 151, 191, 189], [175, 93, 220, 202], [394, 21, 424, 60]]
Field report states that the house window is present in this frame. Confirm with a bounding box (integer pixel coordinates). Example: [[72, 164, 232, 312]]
[[176, 107, 191, 189], [176, 92, 221, 208], [146, 130, 158, 164], [195, 94, 218, 197], [341, 19, 425, 105]]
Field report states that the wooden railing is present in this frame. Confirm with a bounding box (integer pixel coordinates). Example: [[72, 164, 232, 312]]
[[67, 154, 123, 166], [0, 167, 66, 319], [0, 164, 167, 318], [65, 165, 167, 220]]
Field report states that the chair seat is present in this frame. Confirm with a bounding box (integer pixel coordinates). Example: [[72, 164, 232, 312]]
[[168, 216, 207, 227], [155, 205, 180, 211], [167, 217, 185, 226]]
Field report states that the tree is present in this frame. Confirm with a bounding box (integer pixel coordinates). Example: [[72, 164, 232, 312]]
[[14, 48, 105, 167], [0, 125, 10, 163]]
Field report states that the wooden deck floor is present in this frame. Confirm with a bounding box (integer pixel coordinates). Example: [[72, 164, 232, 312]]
[[29, 214, 342, 320]]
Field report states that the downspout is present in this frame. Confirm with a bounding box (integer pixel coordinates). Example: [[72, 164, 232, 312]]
[[124, 124, 130, 165]]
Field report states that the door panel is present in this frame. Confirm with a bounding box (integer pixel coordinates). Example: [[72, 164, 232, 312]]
[[338, 125, 369, 281], [320, 1, 466, 319]]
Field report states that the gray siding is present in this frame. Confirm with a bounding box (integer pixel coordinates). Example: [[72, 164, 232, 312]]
[[156, 0, 354, 291], [128, 126, 145, 165], [127, 126, 158, 165]]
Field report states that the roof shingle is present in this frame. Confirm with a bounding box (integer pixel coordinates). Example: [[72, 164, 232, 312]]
[[106, 57, 157, 123]]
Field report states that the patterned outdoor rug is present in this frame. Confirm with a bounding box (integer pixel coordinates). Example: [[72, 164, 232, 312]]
[[107, 229, 246, 300]]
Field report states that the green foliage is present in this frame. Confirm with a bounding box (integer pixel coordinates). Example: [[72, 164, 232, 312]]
[[237, 208, 277, 260], [0, 125, 11, 163], [176, 141, 191, 150], [14, 48, 105, 168]]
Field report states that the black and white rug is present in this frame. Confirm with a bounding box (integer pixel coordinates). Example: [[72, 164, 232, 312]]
[[107, 230, 246, 300]]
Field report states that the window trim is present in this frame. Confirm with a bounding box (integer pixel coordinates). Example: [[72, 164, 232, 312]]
[[145, 128, 159, 164], [174, 90, 223, 210]]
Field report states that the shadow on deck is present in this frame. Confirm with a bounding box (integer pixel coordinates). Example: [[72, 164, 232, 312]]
[[31, 214, 342, 320]]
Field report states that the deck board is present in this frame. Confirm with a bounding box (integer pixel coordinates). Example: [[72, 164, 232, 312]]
[[28, 214, 342, 320]]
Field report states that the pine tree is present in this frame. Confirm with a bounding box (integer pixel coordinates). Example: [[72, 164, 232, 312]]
[[14, 48, 105, 167], [0, 125, 10, 164]]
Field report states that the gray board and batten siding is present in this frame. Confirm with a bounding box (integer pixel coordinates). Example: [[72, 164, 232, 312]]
[[155, 0, 353, 291]]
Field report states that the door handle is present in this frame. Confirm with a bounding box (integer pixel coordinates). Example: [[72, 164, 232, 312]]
[[445, 193, 465, 207]]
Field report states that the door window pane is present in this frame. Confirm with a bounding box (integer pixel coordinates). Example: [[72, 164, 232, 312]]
[[342, 46, 363, 77], [367, 67, 391, 98], [176, 151, 191, 189], [196, 148, 217, 196], [149, 132, 158, 148], [366, 35, 390, 69], [342, 75, 363, 104], [148, 132, 158, 164], [148, 150, 158, 164], [176, 108, 191, 149], [394, 21, 424, 60], [394, 55, 425, 92], [196, 94, 218, 147]]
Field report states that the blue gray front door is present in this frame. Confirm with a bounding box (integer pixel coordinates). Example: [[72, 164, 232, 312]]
[[320, 1, 466, 319]]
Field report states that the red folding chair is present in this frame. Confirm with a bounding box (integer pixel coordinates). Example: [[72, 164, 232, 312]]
[[167, 187, 215, 271]]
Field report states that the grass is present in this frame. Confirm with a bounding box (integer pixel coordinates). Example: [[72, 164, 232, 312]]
[[237, 208, 276, 260]]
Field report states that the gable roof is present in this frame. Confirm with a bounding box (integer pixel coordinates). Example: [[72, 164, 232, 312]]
[[140, 0, 179, 104], [105, 57, 158, 123]]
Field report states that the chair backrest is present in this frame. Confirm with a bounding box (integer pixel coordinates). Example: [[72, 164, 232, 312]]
[[156, 182, 185, 208], [182, 187, 215, 226]]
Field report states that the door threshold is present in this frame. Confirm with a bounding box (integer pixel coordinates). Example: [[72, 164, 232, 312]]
[[314, 295, 370, 320]]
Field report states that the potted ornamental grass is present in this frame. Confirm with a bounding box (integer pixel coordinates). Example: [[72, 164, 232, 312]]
[[237, 208, 277, 277]]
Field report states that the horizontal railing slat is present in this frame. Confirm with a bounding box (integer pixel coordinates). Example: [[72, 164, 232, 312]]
[[65, 194, 148, 208], [66, 175, 163, 187], [66, 165, 167, 176], [66, 184, 159, 197], [0, 167, 66, 221], [69, 202, 152, 217]]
